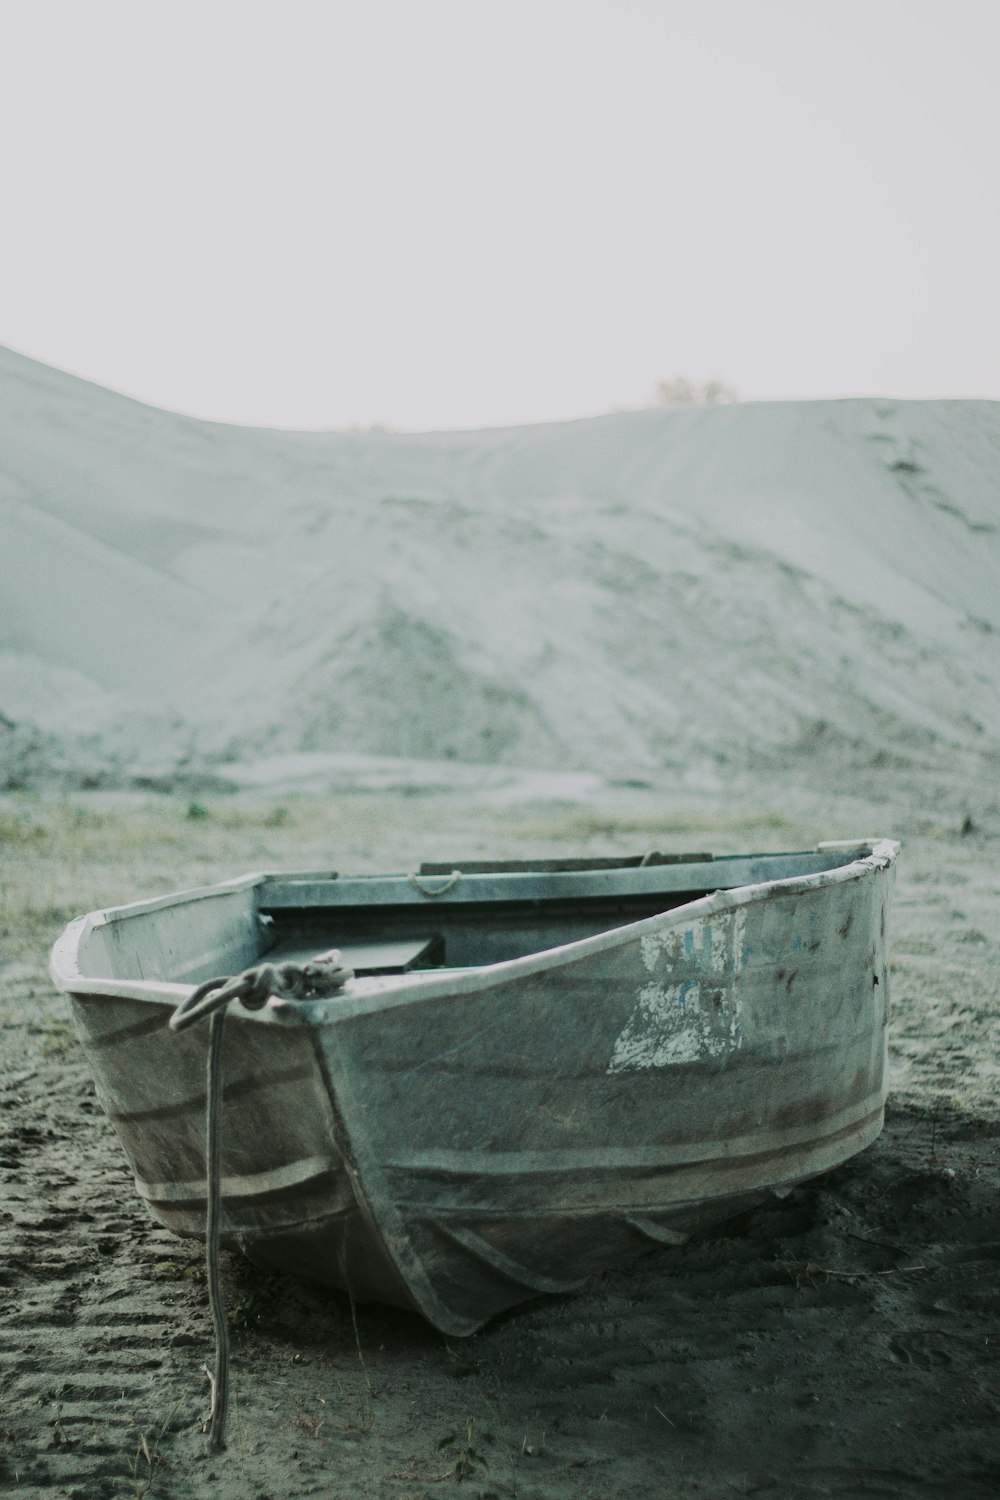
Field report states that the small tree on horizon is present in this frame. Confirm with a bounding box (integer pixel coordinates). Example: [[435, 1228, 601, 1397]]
[[654, 376, 739, 406]]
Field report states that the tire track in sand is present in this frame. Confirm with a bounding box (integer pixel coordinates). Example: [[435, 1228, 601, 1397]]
[[1, 966, 204, 1498]]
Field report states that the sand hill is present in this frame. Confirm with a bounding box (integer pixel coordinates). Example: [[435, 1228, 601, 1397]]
[[2, 344, 998, 791]]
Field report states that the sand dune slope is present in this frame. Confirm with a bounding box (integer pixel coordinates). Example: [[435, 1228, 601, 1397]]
[[2, 345, 998, 782]]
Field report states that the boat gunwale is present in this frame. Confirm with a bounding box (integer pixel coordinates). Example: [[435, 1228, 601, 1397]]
[[50, 840, 900, 1021]]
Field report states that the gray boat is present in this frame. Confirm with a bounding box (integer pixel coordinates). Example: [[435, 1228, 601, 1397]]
[[51, 840, 898, 1337]]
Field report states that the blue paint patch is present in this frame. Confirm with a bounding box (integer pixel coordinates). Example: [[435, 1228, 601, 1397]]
[[678, 980, 696, 1008], [683, 929, 695, 957]]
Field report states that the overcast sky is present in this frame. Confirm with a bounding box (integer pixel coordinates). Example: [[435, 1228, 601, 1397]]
[[1, 0, 997, 430]]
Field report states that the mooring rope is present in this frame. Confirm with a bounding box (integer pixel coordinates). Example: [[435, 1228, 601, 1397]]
[[203, 1008, 227, 1455], [168, 951, 353, 1453]]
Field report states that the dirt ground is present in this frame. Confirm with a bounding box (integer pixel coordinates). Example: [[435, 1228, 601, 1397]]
[[1, 778, 998, 1498]]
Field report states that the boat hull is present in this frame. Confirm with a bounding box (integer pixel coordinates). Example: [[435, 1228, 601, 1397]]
[[56, 842, 897, 1334]]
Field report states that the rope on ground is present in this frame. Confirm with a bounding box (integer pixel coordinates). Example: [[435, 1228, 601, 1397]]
[[168, 952, 354, 1454]]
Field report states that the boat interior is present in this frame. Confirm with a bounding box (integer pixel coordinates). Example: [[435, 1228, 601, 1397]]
[[69, 847, 867, 987], [255, 848, 862, 976]]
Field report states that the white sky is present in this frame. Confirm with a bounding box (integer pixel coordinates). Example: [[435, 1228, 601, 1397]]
[[1, 0, 998, 430]]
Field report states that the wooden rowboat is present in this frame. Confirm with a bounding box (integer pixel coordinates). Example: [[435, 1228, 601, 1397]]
[[51, 840, 898, 1337]]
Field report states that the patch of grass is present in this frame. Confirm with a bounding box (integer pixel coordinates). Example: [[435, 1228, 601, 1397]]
[[292, 1408, 326, 1441], [226, 1291, 268, 1332], [122, 1398, 183, 1499], [0, 804, 51, 845], [512, 805, 799, 849], [438, 1416, 494, 1482], [152, 1258, 204, 1284]]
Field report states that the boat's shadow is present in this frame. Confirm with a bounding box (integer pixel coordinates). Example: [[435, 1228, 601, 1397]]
[[221, 1111, 898, 1360]]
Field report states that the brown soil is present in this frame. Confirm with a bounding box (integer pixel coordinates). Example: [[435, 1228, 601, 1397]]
[[2, 786, 998, 1499]]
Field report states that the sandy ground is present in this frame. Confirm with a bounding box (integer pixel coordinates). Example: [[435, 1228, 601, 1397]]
[[1, 777, 998, 1498]]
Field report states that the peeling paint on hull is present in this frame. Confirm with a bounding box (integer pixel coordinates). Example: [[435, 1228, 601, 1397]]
[[611, 907, 747, 1071]]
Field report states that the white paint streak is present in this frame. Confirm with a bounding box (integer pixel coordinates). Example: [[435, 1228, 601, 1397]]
[[608, 909, 747, 1073]]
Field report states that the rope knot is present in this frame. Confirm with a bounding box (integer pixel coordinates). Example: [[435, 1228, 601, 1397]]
[[272, 949, 355, 1000], [169, 951, 354, 1032]]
